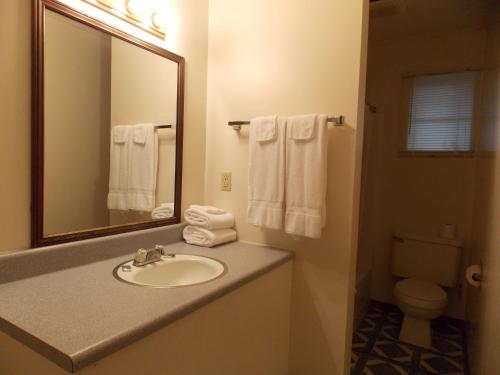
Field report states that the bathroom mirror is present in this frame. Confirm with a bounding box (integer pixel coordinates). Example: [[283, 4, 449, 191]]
[[32, 0, 184, 247]]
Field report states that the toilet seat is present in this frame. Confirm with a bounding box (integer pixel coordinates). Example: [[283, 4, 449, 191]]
[[394, 278, 447, 310]]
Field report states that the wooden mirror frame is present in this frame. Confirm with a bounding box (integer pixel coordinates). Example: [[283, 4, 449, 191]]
[[32, 0, 185, 247]]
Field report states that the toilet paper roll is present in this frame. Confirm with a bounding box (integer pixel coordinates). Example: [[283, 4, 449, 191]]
[[466, 265, 482, 287], [440, 224, 456, 239]]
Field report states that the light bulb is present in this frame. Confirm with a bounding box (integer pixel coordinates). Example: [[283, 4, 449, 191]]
[[151, 11, 166, 29], [96, 0, 116, 8], [125, 0, 142, 16], [126, 0, 153, 21]]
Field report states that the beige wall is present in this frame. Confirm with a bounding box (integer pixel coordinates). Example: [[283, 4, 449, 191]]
[[0, 0, 31, 251], [0, 0, 208, 251], [44, 11, 111, 235], [0, 263, 292, 375], [110, 38, 178, 128], [362, 27, 487, 318], [205, 0, 368, 373], [467, 19, 500, 375], [109, 37, 178, 224]]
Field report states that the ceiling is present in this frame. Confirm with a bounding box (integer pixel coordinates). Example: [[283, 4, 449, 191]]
[[369, 0, 499, 41]]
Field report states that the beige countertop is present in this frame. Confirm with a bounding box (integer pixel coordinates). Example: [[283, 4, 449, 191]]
[[0, 235, 293, 373]]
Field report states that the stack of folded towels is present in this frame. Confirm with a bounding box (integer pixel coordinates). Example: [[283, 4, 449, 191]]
[[183, 205, 237, 247]]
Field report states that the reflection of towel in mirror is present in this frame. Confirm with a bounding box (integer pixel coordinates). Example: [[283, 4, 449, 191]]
[[184, 205, 235, 230], [108, 124, 158, 212], [128, 124, 157, 212], [108, 125, 131, 210], [151, 203, 174, 219], [183, 225, 237, 247]]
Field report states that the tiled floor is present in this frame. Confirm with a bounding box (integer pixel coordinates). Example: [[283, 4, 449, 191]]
[[351, 301, 468, 375]]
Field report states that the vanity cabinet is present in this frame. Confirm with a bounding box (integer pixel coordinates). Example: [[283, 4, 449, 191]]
[[0, 263, 292, 375]]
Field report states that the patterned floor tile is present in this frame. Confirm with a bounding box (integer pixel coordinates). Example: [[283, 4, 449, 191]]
[[419, 351, 464, 374], [371, 339, 413, 366], [379, 315, 402, 340], [431, 317, 463, 339], [366, 305, 385, 319], [352, 331, 371, 352], [357, 316, 379, 336], [351, 301, 469, 375], [379, 325, 401, 340], [351, 351, 361, 370], [361, 356, 410, 375], [431, 336, 464, 357], [386, 310, 404, 324]]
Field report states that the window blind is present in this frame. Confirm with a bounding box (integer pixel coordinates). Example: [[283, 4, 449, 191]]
[[407, 71, 475, 152]]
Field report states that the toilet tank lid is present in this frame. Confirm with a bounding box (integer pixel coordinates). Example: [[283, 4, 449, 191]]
[[394, 232, 463, 247]]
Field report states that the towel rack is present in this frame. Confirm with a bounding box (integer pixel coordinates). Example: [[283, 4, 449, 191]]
[[228, 116, 345, 130], [155, 124, 172, 129]]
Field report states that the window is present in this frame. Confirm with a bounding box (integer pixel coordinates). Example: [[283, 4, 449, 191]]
[[405, 71, 476, 153]]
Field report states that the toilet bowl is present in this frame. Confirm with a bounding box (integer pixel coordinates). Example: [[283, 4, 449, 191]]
[[394, 278, 447, 348], [391, 231, 461, 348]]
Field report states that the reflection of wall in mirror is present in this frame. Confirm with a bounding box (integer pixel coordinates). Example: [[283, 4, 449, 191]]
[[109, 38, 178, 225], [44, 11, 111, 236]]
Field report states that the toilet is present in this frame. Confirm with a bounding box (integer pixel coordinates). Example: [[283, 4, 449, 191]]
[[391, 232, 462, 348]]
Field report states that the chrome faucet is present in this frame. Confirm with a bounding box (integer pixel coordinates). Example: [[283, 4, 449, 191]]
[[133, 245, 165, 267]]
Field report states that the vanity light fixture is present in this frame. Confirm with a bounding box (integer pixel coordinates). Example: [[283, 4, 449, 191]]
[[81, 0, 166, 39]]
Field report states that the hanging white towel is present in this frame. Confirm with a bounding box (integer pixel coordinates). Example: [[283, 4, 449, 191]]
[[285, 114, 328, 239], [183, 225, 237, 247], [128, 124, 158, 212], [184, 205, 235, 230], [151, 203, 174, 219], [108, 125, 130, 210], [247, 116, 286, 230]]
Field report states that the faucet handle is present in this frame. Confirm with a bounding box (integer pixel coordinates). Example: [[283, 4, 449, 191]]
[[155, 244, 165, 255], [134, 248, 148, 263]]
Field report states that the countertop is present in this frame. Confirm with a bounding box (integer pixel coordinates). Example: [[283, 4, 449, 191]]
[[0, 240, 293, 373]]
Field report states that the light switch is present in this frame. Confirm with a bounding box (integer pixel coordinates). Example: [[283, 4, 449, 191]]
[[221, 172, 232, 191]]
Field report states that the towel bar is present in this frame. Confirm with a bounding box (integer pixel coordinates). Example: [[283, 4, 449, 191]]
[[155, 124, 172, 129], [228, 116, 344, 130]]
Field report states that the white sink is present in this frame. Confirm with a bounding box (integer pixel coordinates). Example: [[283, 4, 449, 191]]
[[113, 254, 226, 288]]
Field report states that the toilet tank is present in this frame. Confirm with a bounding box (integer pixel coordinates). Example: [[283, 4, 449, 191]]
[[391, 232, 462, 287]]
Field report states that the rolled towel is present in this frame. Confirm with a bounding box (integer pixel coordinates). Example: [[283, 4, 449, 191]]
[[183, 225, 237, 247], [152, 203, 174, 219], [184, 205, 235, 230]]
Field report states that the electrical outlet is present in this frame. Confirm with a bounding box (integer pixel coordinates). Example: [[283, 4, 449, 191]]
[[221, 172, 232, 191]]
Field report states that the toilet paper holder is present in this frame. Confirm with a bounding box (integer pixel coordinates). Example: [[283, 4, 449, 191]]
[[466, 263, 483, 287], [471, 272, 481, 282]]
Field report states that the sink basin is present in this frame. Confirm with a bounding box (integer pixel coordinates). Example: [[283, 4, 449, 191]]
[[113, 254, 226, 288]]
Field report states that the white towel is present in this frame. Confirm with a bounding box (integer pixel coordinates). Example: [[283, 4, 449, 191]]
[[183, 225, 237, 247], [247, 116, 286, 230], [151, 203, 174, 219], [108, 125, 130, 210], [285, 114, 328, 239], [128, 124, 158, 212], [184, 205, 235, 230]]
